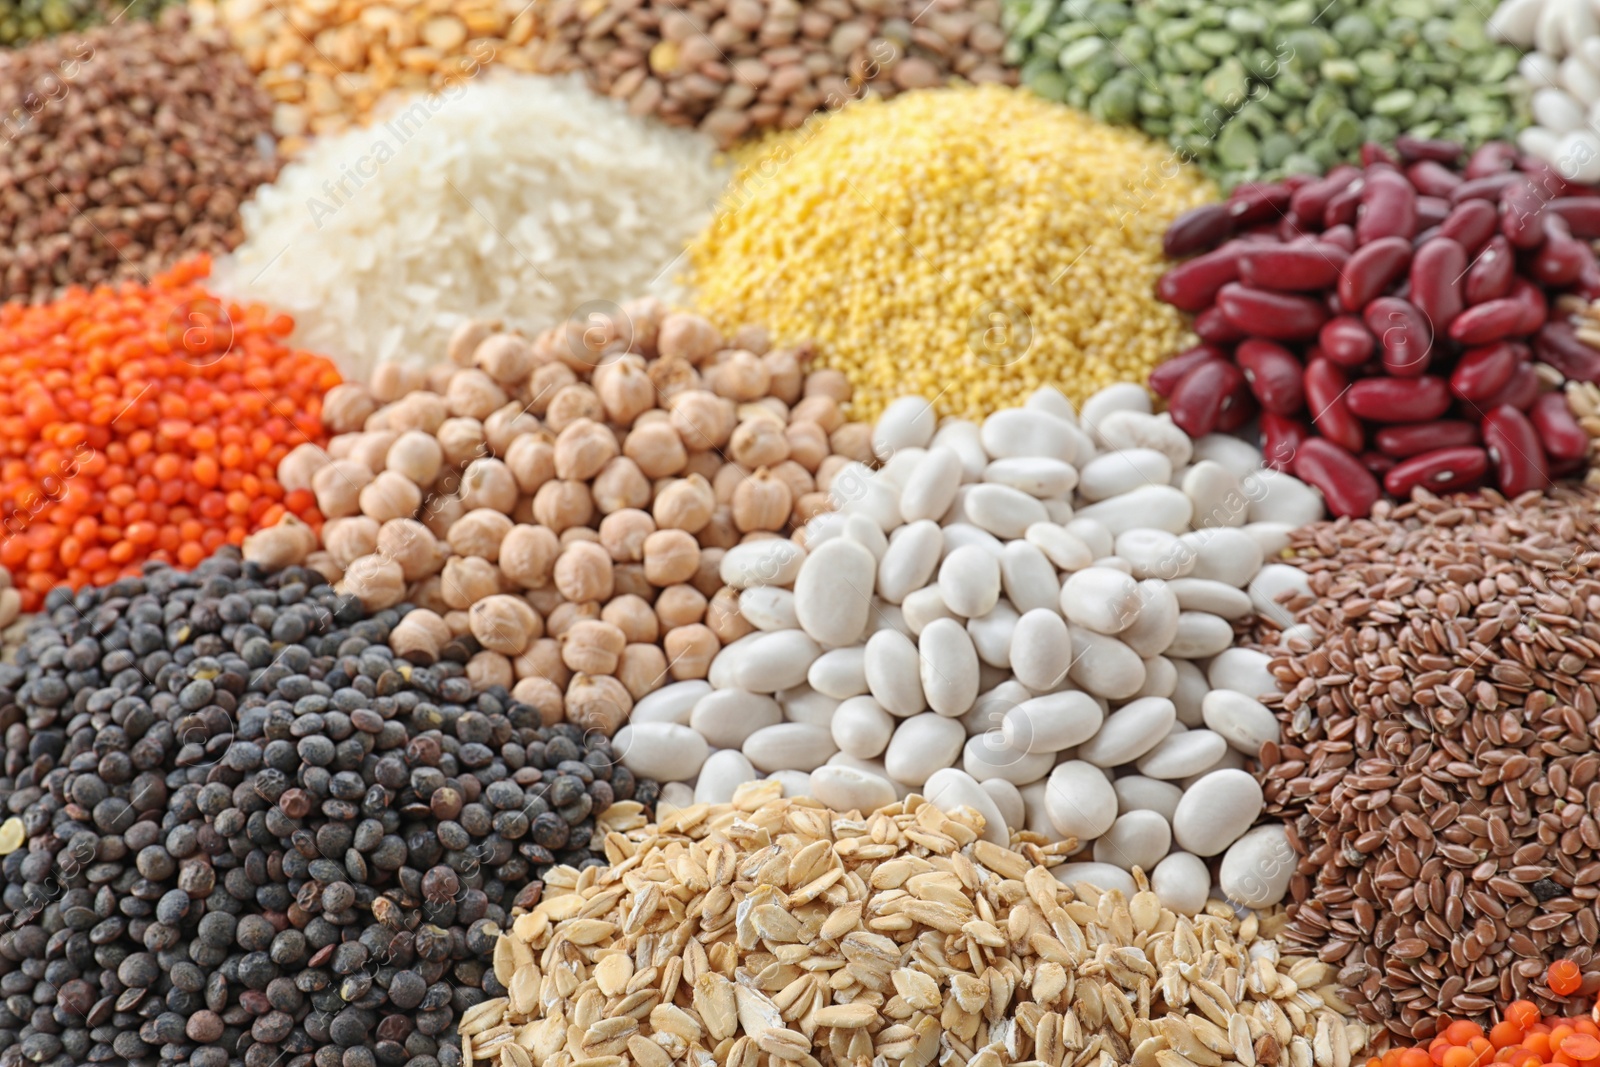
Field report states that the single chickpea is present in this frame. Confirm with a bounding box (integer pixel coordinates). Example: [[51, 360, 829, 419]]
[[385, 391, 449, 434], [447, 509, 513, 561], [511, 496, 537, 525], [505, 432, 557, 494], [421, 492, 467, 539], [830, 422, 875, 464], [304, 552, 343, 585], [277, 443, 331, 493], [388, 431, 444, 486], [427, 363, 458, 394], [340, 555, 406, 611], [527, 362, 577, 417], [313, 460, 375, 519], [804, 368, 853, 403], [731, 322, 771, 355], [499, 524, 560, 589], [616, 644, 669, 701], [446, 368, 508, 420], [377, 517, 446, 581], [707, 586, 754, 643], [692, 548, 726, 598], [360, 470, 422, 522], [654, 584, 708, 628], [697, 506, 741, 550], [545, 383, 604, 434], [612, 563, 654, 602], [597, 508, 655, 562], [784, 420, 829, 472], [475, 333, 533, 384], [795, 491, 831, 524], [738, 399, 788, 424], [390, 608, 451, 665], [622, 420, 688, 479], [448, 319, 497, 367], [554, 418, 620, 482], [763, 348, 803, 404], [769, 460, 815, 502], [565, 674, 633, 735], [707, 350, 770, 402], [407, 575, 449, 614], [594, 355, 657, 426], [511, 677, 564, 727], [532, 480, 594, 532], [323, 383, 379, 434], [467, 650, 515, 691], [620, 296, 665, 357], [441, 555, 503, 609], [592, 456, 651, 515], [652, 474, 715, 533], [648, 356, 703, 401], [483, 403, 539, 457], [683, 450, 723, 483], [443, 610, 474, 637], [348, 431, 399, 474], [732, 469, 793, 533], [669, 392, 735, 452], [321, 516, 381, 568], [712, 462, 749, 506], [663, 625, 720, 680], [460, 457, 518, 513], [657, 311, 722, 364], [560, 619, 626, 675], [601, 595, 660, 644], [642, 529, 700, 586], [514, 639, 570, 691], [729, 419, 790, 469], [560, 527, 602, 546], [369, 360, 425, 403], [546, 600, 601, 638], [554, 541, 614, 603], [526, 586, 564, 618], [815, 454, 852, 493], [791, 394, 843, 433], [436, 417, 487, 470], [241, 516, 315, 571], [327, 434, 360, 461], [469, 594, 542, 655]]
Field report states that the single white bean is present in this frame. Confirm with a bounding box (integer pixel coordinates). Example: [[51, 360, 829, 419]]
[[1151, 852, 1211, 915], [1094, 411, 1192, 468], [1190, 433, 1263, 482], [720, 539, 805, 588], [1067, 627, 1146, 700], [1183, 460, 1248, 529], [655, 781, 694, 815], [1202, 689, 1280, 755], [1172, 768, 1263, 856], [809, 764, 897, 813], [1208, 647, 1278, 700], [1219, 823, 1294, 908], [872, 396, 936, 460], [877, 520, 943, 604], [1051, 861, 1136, 897], [982, 457, 1078, 498], [1120, 579, 1179, 659], [1136, 728, 1227, 779], [1115, 528, 1190, 580], [731, 630, 822, 692], [1181, 527, 1263, 587], [1243, 469, 1322, 526], [694, 749, 759, 805], [940, 522, 1006, 559], [898, 446, 963, 524], [1135, 655, 1177, 700], [1002, 689, 1103, 754], [1077, 696, 1176, 767], [938, 545, 1002, 618], [864, 629, 925, 717], [1171, 658, 1209, 726], [1059, 566, 1140, 634], [962, 730, 1054, 785], [999, 541, 1060, 614], [614, 723, 708, 781], [965, 484, 1049, 540], [1008, 609, 1072, 692], [1025, 522, 1094, 571], [1166, 612, 1234, 658], [778, 684, 839, 728], [808, 646, 869, 699], [1044, 759, 1118, 840], [1247, 563, 1313, 628], [1025, 385, 1080, 424], [883, 713, 966, 785], [832, 695, 896, 758], [768, 769, 815, 798], [1241, 521, 1293, 559], [629, 680, 710, 726], [1077, 448, 1173, 503], [1165, 578, 1253, 619], [980, 408, 1080, 461], [981, 777, 1025, 831], [1092, 809, 1172, 873], [707, 632, 761, 690], [924, 767, 1009, 845], [901, 584, 956, 636], [792, 538, 876, 647], [742, 722, 837, 773], [690, 689, 783, 749], [739, 586, 799, 631], [930, 419, 988, 481], [919, 618, 980, 717], [1112, 775, 1183, 825], [842, 512, 889, 561]]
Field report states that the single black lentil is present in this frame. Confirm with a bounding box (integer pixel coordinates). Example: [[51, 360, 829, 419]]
[[0, 548, 659, 1067]]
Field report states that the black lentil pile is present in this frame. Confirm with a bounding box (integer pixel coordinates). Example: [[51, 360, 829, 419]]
[[0, 548, 659, 1067]]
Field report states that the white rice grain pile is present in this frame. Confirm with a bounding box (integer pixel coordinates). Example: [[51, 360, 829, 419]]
[[212, 74, 728, 379]]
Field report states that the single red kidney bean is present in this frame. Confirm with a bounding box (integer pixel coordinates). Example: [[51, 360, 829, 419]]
[[1382, 446, 1490, 497], [1157, 246, 1244, 311], [1360, 451, 1397, 477], [1294, 438, 1381, 518], [1227, 182, 1292, 227], [1500, 178, 1547, 249], [1480, 363, 1541, 414], [1547, 197, 1600, 238], [1149, 344, 1227, 398], [1448, 297, 1523, 345], [1215, 375, 1257, 433], [1506, 279, 1548, 334], [1290, 166, 1360, 223], [1534, 321, 1600, 382], [1321, 224, 1356, 252], [1356, 171, 1418, 244], [1304, 358, 1366, 453], [1238, 244, 1349, 291], [1531, 392, 1591, 461], [1276, 215, 1311, 242], [1361, 142, 1399, 168], [1437, 199, 1498, 255], [1215, 282, 1329, 340], [1193, 306, 1247, 345], [1577, 260, 1600, 301], [1531, 215, 1591, 287], [1463, 235, 1515, 305], [1449, 342, 1518, 402], [1482, 405, 1550, 495], [1318, 315, 1376, 368], [1163, 203, 1234, 258], [1406, 161, 1462, 198], [1450, 172, 1521, 203], [1364, 296, 1434, 377], [1396, 135, 1463, 165], [1338, 236, 1412, 310], [1259, 413, 1309, 471], [1465, 142, 1518, 179], [1235, 339, 1306, 415], [1413, 226, 1441, 248], [1323, 183, 1363, 229], [1416, 197, 1451, 229], [1345, 376, 1451, 423], [1375, 420, 1480, 457], [1409, 237, 1466, 335], [1283, 173, 1316, 192], [1167, 358, 1245, 437]]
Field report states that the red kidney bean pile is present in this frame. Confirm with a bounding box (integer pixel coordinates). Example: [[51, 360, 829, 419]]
[[1154, 137, 1600, 518]]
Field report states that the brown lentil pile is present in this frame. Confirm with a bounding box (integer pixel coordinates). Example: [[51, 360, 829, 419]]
[[0, 11, 279, 304], [1251, 487, 1600, 1042], [462, 780, 1370, 1067]]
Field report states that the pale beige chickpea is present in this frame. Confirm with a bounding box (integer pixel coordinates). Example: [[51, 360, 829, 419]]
[[436, 417, 486, 470], [597, 508, 655, 562], [505, 432, 556, 494], [642, 529, 700, 586], [615, 644, 668, 702], [707, 350, 770, 402], [322, 516, 381, 568], [441, 555, 503, 610], [612, 563, 654, 602], [483, 403, 539, 457], [467, 650, 515, 691], [622, 421, 687, 479], [532, 479, 593, 533], [560, 619, 626, 675], [554, 541, 614, 603], [768, 460, 815, 503], [327, 434, 360, 460], [420, 492, 467, 539], [732, 469, 793, 533], [241, 516, 316, 570], [545, 383, 604, 434], [601, 595, 660, 644], [322, 383, 379, 434], [459, 457, 518, 513], [304, 552, 343, 585], [390, 608, 451, 664], [443, 610, 474, 637], [340, 555, 406, 611], [707, 586, 754, 643], [682, 450, 723, 484], [511, 496, 537, 525], [729, 419, 790, 469], [795, 491, 831, 525], [593, 355, 657, 426], [669, 391, 735, 452], [791, 394, 843, 434], [697, 506, 740, 550], [711, 462, 747, 506], [830, 422, 875, 464], [447, 319, 497, 367], [692, 548, 726, 598], [475, 333, 533, 384], [731, 322, 771, 355], [511, 677, 564, 726], [804, 368, 853, 403], [546, 600, 600, 639], [565, 673, 633, 735], [664, 624, 720, 680], [514, 638, 570, 689], [388, 431, 444, 486], [447, 509, 513, 561], [592, 457, 651, 515], [377, 517, 446, 581], [784, 421, 829, 472], [553, 418, 619, 482], [652, 474, 715, 533], [386, 391, 448, 434], [407, 575, 449, 614], [648, 356, 702, 401], [560, 528, 600, 547], [469, 594, 542, 655], [427, 363, 458, 394], [348, 431, 399, 474], [738, 399, 788, 424], [762, 348, 803, 404], [277, 443, 331, 494], [815, 454, 852, 493], [370, 360, 426, 403], [446, 368, 508, 420], [527, 362, 577, 417], [620, 296, 665, 357], [499, 524, 560, 589], [526, 586, 564, 617], [360, 470, 422, 522], [313, 460, 374, 519], [654, 584, 707, 628], [657, 311, 722, 364]]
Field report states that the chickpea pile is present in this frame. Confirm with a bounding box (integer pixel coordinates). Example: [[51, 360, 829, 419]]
[[260, 300, 870, 735]]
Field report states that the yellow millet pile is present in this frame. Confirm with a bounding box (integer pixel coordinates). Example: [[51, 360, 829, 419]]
[[686, 85, 1216, 421]]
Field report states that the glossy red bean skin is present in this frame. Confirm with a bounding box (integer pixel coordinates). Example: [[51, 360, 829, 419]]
[[1237, 245, 1349, 291], [1506, 279, 1548, 334], [1382, 446, 1489, 497], [1448, 342, 1517, 401], [1167, 358, 1245, 437], [1535, 321, 1600, 382], [1481, 406, 1550, 495], [1463, 235, 1514, 304], [1149, 344, 1226, 398], [1317, 316, 1376, 368], [1397, 135, 1463, 164], [1531, 392, 1591, 461], [1547, 198, 1600, 238], [1499, 178, 1547, 249], [1321, 224, 1356, 252], [1323, 183, 1363, 229], [1531, 216, 1592, 288], [1437, 199, 1498, 255], [1360, 451, 1397, 477], [1416, 197, 1451, 229], [1364, 296, 1434, 377], [1375, 421, 1480, 458], [1465, 142, 1517, 178], [1293, 438, 1382, 518], [1156, 246, 1244, 311], [1356, 171, 1418, 244], [1290, 166, 1360, 224], [1227, 183, 1292, 227], [1476, 362, 1540, 415], [1234, 339, 1306, 415], [1409, 237, 1466, 335], [1515, 156, 1583, 201], [1338, 236, 1411, 311], [1259, 413, 1309, 472], [1345, 376, 1452, 423], [1215, 375, 1257, 433], [1448, 298, 1522, 345], [1192, 306, 1247, 345], [1361, 142, 1399, 167], [1303, 358, 1365, 453], [1163, 203, 1234, 258], [1450, 173, 1521, 203], [1215, 283, 1329, 340], [1405, 160, 1462, 198]]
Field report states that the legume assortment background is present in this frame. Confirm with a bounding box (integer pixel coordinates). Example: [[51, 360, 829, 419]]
[[11, 4, 1600, 1067]]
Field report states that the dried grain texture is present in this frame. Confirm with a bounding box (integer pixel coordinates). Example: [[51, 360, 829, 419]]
[[462, 782, 1369, 1067], [1250, 486, 1600, 1041], [1566, 380, 1600, 489]]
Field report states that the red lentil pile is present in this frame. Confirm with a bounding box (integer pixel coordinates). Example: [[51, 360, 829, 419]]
[[0, 257, 339, 610]]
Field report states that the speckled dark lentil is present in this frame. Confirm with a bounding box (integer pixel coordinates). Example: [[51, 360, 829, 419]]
[[0, 548, 659, 1067]]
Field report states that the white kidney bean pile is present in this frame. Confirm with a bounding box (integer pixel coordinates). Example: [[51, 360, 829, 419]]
[[613, 383, 1319, 913]]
